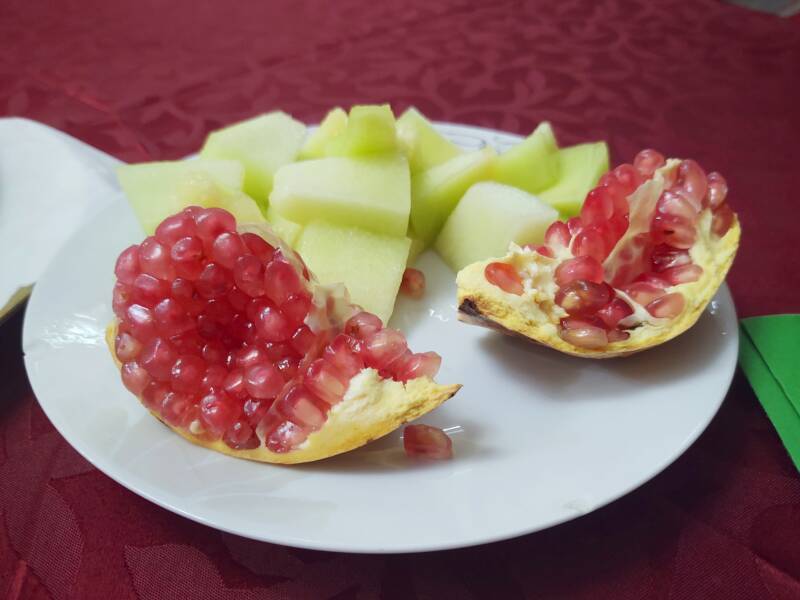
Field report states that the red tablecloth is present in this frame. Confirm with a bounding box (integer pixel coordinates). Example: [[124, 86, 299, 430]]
[[2, 0, 800, 598]]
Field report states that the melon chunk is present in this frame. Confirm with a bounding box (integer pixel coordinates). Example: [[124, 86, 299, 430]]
[[324, 104, 398, 157], [396, 107, 462, 173], [296, 221, 411, 324], [265, 206, 302, 248], [538, 141, 609, 217], [200, 111, 306, 208], [435, 182, 558, 271], [270, 155, 410, 237], [492, 122, 560, 194], [299, 107, 348, 160], [409, 148, 496, 246], [117, 159, 263, 234]]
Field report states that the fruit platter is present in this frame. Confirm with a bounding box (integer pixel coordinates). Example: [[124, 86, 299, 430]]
[[22, 105, 741, 552]]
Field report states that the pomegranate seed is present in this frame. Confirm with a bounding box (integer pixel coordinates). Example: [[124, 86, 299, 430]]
[[171, 277, 194, 302], [581, 187, 615, 225], [403, 424, 453, 460], [676, 159, 708, 209], [650, 244, 691, 272], [706, 172, 728, 209], [141, 381, 169, 410], [656, 189, 699, 222], [201, 364, 227, 389], [194, 208, 236, 245], [160, 392, 194, 427], [195, 263, 233, 299], [596, 298, 634, 329], [555, 280, 613, 316], [572, 225, 612, 263], [114, 245, 140, 285], [125, 304, 157, 341], [234, 346, 267, 369], [534, 245, 554, 258], [224, 420, 260, 450], [661, 263, 703, 285], [485, 262, 524, 295], [651, 212, 696, 249], [554, 256, 604, 286], [607, 329, 631, 343], [155, 213, 196, 246], [634, 273, 670, 289], [254, 303, 294, 342], [544, 220, 571, 248], [265, 420, 308, 453], [132, 273, 171, 307], [289, 325, 314, 355], [201, 341, 226, 364], [112, 282, 132, 319], [400, 268, 425, 298], [323, 334, 364, 380], [121, 361, 151, 395], [276, 356, 299, 380], [139, 337, 178, 382], [169, 355, 205, 393], [243, 398, 270, 427], [227, 288, 249, 312], [344, 311, 383, 339], [559, 319, 609, 349], [154, 297, 195, 338], [566, 217, 583, 236], [244, 363, 284, 399], [305, 359, 348, 405], [233, 254, 266, 297], [646, 292, 686, 318], [264, 341, 296, 361], [170, 332, 203, 356], [221, 368, 248, 399], [264, 255, 305, 306], [170, 236, 204, 280], [611, 163, 643, 196], [115, 332, 142, 361], [282, 293, 312, 325], [204, 299, 235, 326], [211, 232, 248, 270], [199, 390, 238, 437], [241, 232, 275, 262], [277, 385, 328, 431], [138, 237, 174, 280], [633, 149, 665, 177], [395, 351, 441, 382], [711, 203, 735, 238], [362, 328, 408, 370], [623, 282, 666, 306]]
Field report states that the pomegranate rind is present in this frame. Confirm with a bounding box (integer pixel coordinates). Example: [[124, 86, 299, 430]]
[[107, 322, 459, 464], [455, 161, 741, 358]]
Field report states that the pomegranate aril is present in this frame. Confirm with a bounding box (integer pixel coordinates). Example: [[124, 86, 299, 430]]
[[234, 346, 267, 369], [566, 217, 583, 236], [233, 254, 266, 298], [160, 392, 194, 427], [112, 282, 132, 319], [221, 368, 248, 399], [114, 245, 140, 285], [243, 398, 270, 427], [169, 332, 203, 356], [646, 292, 686, 318], [121, 361, 151, 395], [139, 337, 178, 382], [610, 164, 643, 196], [227, 288, 250, 312], [201, 364, 227, 390], [344, 311, 383, 339], [115, 332, 142, 361], [623, 282, 666, 306], [633, 273, 670, 289], [290, 325, 315, 356], [403, 424, 453, 460], [395, 351, 441, 382], [197, 313, 224, 340], [276, 357, 299, 381], [171, 277, 194, 302], [254, 303, 294, 342], [170, 236, 204, 280], [132, 273, 171, 307], [141, 381, 169, 410], [706, 172, 728, 209], [596, 298, 634, 329], [138, 237, 174, 280], [633, 149, 665, 177], [650, 244, 691, 272], [554, 256, 604, 286], [581, 187, 615, 225], [711, 203, 735, 238], [125, 304, 157, 341], [199, 390, 238, 437], [155, 213, 196, 246], [277, 385, 328, 431], [362, 328, 408, 370], [265, 420, 308, 453], [244, 363, 284, 399], [572, 224, 612, 263], [555, 280, 613, 316], [323, 334, 364, 380], [305, 359, 348, 405], [204, 298, 235, 326], [282, 293, 312, 325], [241, 232, 275, 262], [201, 341, 226, 364], [661, 263, 703, 285], [264, 255, 305, 306], [211, 232, 247, 269], [656, 189, 699, 222], [534, 245, 554, 258], [263, 341, 296, 362], [607, 329, 630, 342], [544, 220, 571, 248], [169, 354, 205, 393], [224, 420, 260, 450], [154, 297, 195, 338], [559, 319, 609, 349], [195, 263, 233, 300], [400, 268, 425, 298], [651, 212, 696, 249], [676, 159, 708, 209], [195, 208, 236, 245], [485, 262, 524, 295]]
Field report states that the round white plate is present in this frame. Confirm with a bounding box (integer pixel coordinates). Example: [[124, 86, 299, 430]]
[[22, 124, 738, 553]]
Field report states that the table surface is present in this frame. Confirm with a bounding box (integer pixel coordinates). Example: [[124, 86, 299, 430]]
[[2, 0, 800, 598]]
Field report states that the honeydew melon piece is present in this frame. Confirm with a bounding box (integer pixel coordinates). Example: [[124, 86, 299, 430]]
[[538, 141, 609, 217], [434, 182, 558, 271], [270, 154, 410, 237], [409, 147, 496, 246], [200, 111, 306, 208], [117, 159, 263, 234], [406, 234, 426, 266], [296, 221, 411, 324], [299, 107, 348, 160], [265, 205, 302, 248], [324, 104, 398, 157], [492, 122, 560, 194], [396, 107, 462, 173]]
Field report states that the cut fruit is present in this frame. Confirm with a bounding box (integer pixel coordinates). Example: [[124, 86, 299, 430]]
[[410, 148, 496, 246], [109, 207, 459, 464], [403, 424, 453, 460], [265, 205, 302, 248], [456, 150, 740, 358], [538, 142, 610, 217], [324, 104, 398, 157], [296, 220, 411, 324], [299, 107, 348, 160], [200, 111, 306, 208], [434, 182, 559, 271], [406, 234, 426, 266], [492, 122, 560, 194], [117, 159, 264, 234], [270, 154, 410, 237], [396, 107, 462, 173]]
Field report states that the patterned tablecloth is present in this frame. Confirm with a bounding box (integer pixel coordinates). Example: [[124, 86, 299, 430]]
[[2, 1, 800, 598]]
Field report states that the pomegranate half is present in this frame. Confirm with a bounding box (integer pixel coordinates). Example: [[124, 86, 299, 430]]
[[109, 206, 459, 464], [456, 151, 740, 358]]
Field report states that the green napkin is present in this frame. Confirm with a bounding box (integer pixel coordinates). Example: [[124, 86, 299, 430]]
[[739, 315, 800, 471]]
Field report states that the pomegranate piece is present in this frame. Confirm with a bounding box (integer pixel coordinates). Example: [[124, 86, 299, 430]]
[[485, 262, 523, 295], [403, 424, 453, 460], [195, 208, 236, 246]]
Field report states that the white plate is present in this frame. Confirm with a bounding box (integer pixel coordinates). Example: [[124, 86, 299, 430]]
[[22, 124, 738, 553]]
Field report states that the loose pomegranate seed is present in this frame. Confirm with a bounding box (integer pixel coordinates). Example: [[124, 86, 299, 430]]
[[596, 298, 634, 329], [138, 237, 175, 281], [194, 208, 236, 245], [646, 292, 686, 318], [121, 361, 151, 395], [115, 332, 142, 362], [141, 381, 169, 410], [199, 390, 238, 437], [344, 312, 383, 339], [555, 280, 613, 316], [706, 172, 728, 209], [114, 245, 140, 285], [485, 262, 524, 295], [244, 363, 284, 399], [545, 220, 571, 248], [125, 304, 157, 341], [395, 351, 441, 382], [139, 337, 178, 382], [403, 424, 453, 460], [224, 420, 259, 450], [170, 236, 204, 280], [400, 268, 425, 298], [305, 359, 348, 405], [170, 355, 205, 393], [633, 149, 665, 177], [362, 328, 408, 370], [264, 255, 306, 306], [154, 297, 195, 338], [559, 319, 609, 349], [160, 392, 194, 427], [711, 203, 735, 238], [241, 232, 275, 262], [155, 213, 196, 246], [623, 282, 666, 306], [195, 263, 233, 299], [277, 385, 328, 431], [265, 420, 308, 453], [132, 273, 171, 307], [661, 264, 703, 285], [254, 303, 294, 342], [554, 256, 604, 286]]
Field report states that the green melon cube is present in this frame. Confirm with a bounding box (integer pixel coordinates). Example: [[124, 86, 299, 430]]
[[117, 159, 263, 234], [492, 122, 560, 194], [538, 141, 609, 217], [270, 154, 410, 237], [299, 107, 348, 160], [409, 147, 496, 246], [396, 107, 462, 173], [200, 111, 306, 208], [265, 205, 302, 248], [296, 221, 411, 324], [435, 182, 559, 271], [324, 104, 398, 157]]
